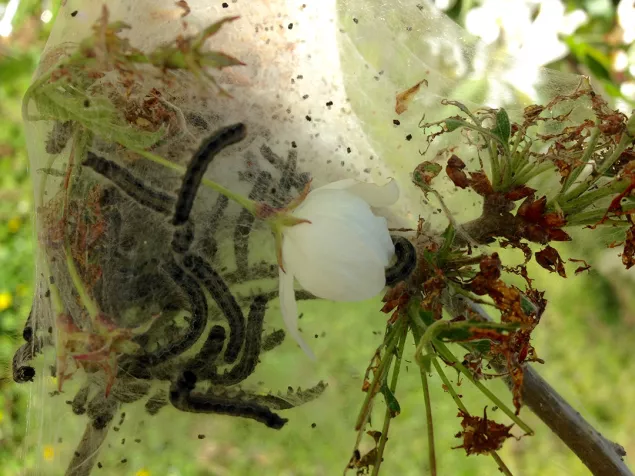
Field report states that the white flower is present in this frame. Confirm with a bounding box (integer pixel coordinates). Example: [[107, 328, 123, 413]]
[[278, 178, 399, 359]]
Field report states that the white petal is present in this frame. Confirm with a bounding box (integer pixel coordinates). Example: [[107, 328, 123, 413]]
[[291, 189, 395, 265], [314, 178, 399, 208], [278, 267, 316, 360], [283, 191, 394, 301], [284, 227, 387, 301]]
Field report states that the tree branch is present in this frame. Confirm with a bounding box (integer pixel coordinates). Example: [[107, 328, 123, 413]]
[[515, 363, 630, 476], [452, 297, 632, 476]]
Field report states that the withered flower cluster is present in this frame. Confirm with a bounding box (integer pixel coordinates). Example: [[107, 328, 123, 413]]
[[349, 81, 635, 474]]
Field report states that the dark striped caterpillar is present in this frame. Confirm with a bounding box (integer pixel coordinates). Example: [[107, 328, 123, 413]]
[[172, 123, 247, 226], [385, 236, 417, 286], [84, 152, 176, 215]]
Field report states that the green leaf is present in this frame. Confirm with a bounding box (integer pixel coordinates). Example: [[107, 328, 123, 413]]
[[0, 53, 37, 85], [436, 325, 473, 342], [432, 320, 520, 344], [584, 54, 611, 82], [195, 16, 241, 48], [472, 339, 492, 355], [419, 353, 434, 373], [437, 224, 456, 265], [418, 310, 436, 327], [32, 86, 165, 149], [412, 161, 442, 193], [380, 381, 401, 417], [520, 294, 539, 316], [445, 118, 463, 132], [200, 51, 245, 69], [493, 108, 511, 145], [600, 80, 622, 99]]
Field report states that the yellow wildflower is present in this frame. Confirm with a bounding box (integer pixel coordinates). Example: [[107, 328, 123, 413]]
[[43, 445, 55, 462], [0, 410, 4, 423], [0, 292, 12, 311], [135, 469, 151, 476], [7, 217, 21, 233]]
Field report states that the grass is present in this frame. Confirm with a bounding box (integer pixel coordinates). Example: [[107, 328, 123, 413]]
[[1, 2, 634, 475]]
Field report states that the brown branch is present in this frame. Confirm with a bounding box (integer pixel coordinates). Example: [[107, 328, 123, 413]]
[[515, 364, 630, 476], [453, 297, 632, 476]]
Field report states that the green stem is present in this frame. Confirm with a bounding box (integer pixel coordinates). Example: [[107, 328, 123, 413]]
[[410, 325, 436, 476], [420, 366, 436, 476], [566, 205, 635, 227], [491, 451, 514, 476], [372, 324, 408, 476], [432, 359, 513, 476], [414, 319, 520, 360], [490, 141, 501, 190], [556, 127, 600, 200], [564, 131, 632, 202], [512, 161, 554, 186], [428, 189, 479, 248], [355, 322, 403, 431], [509, 129, 525, 161], [560, 179, 628, 215], [64, 243, 98, 319], [442, 99, 483, 126], [501, 151, 513, 190], [509, 141, 533, 183], [433, 340, 533, 435], [442, 117, 510, 156], [432, 358, 464, 411], [437, 224, 456, 266], [61, 130, 99, 320], [130, 146, 257, 214]]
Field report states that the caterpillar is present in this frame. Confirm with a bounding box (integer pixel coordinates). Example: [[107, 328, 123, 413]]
[[172, 123, 247, 226], [182, 254, 245, 364], [385, 236, 417, 286], [83, 152, 175, 215], [169, 370, 288, 430], [204, 295, 267, 386]]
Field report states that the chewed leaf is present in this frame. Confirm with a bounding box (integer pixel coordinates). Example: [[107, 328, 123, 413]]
[[454, 408, 514, 455], [413, 161, 442, 191], [418, 310, 435, 326], [445, 118, 463, 132], [33, 87, 165, 149], [196, 16, 242, 48], [200, 51, 246, 69], [395, 78, 427, 115]]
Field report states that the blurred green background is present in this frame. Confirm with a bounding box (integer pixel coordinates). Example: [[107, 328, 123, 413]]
[[2, 0, 635, 475]]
